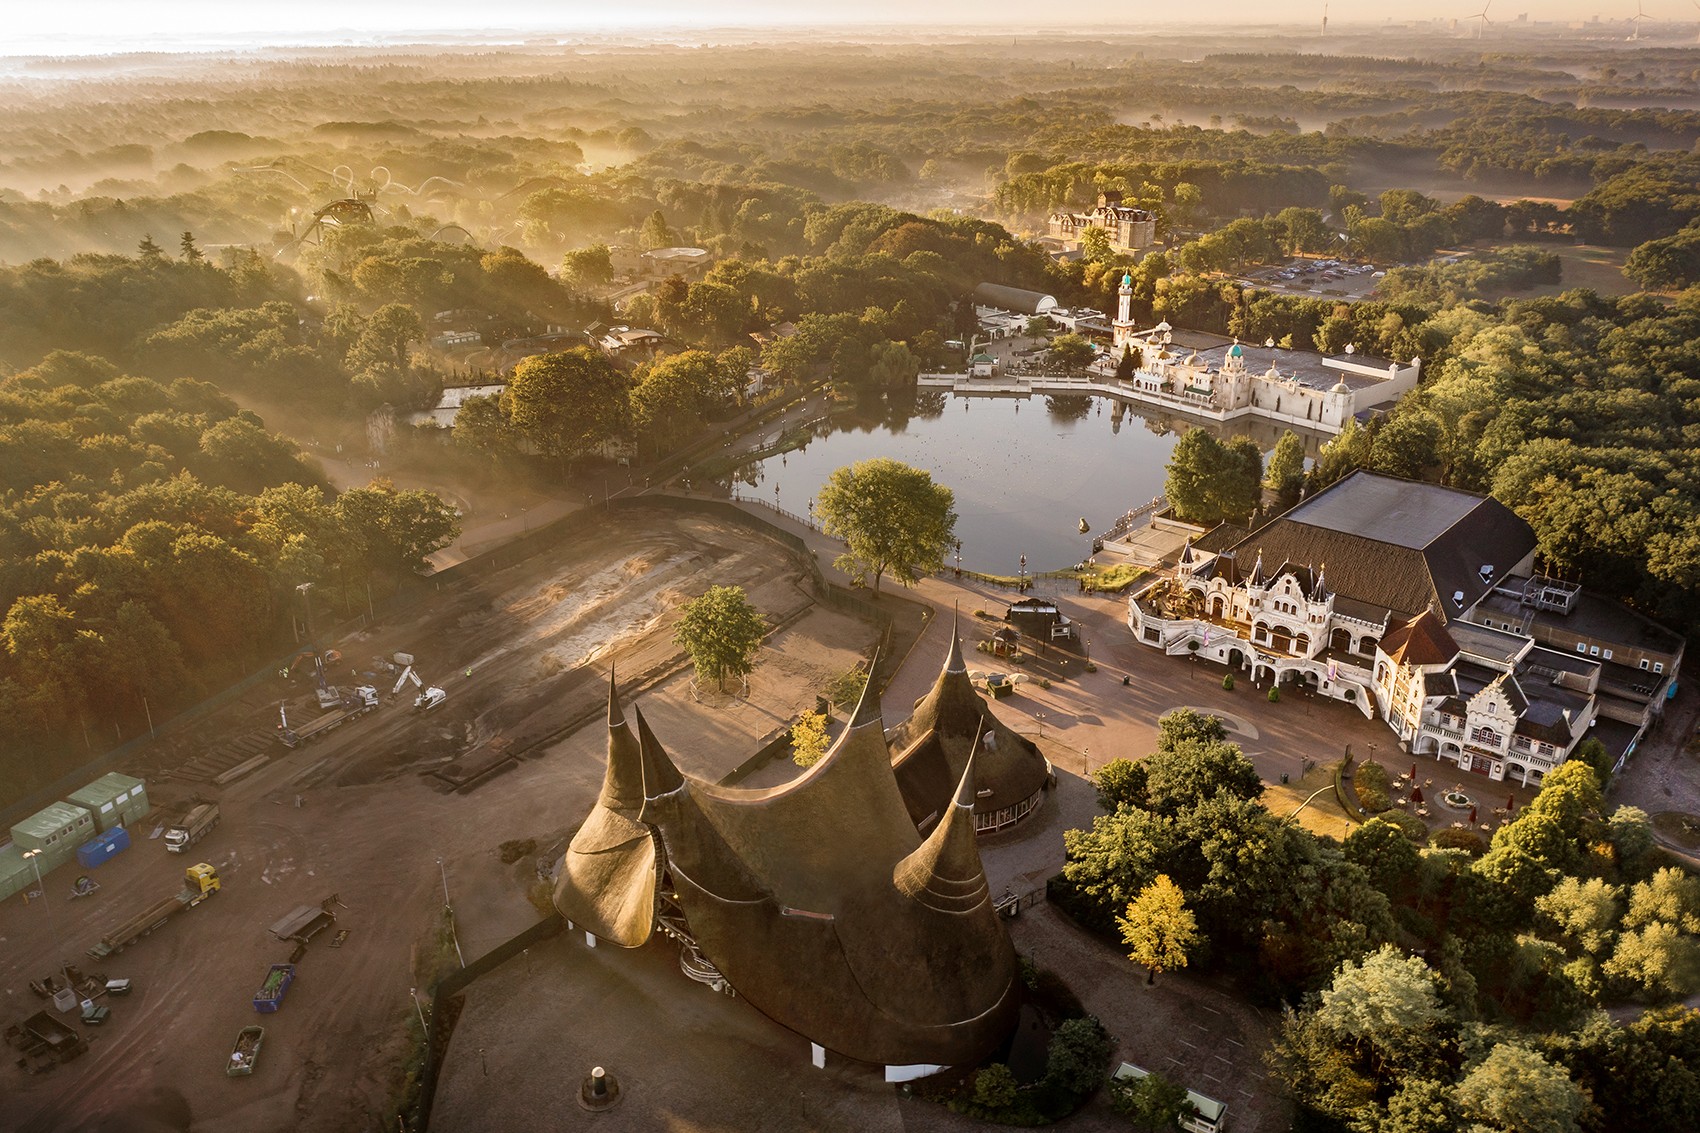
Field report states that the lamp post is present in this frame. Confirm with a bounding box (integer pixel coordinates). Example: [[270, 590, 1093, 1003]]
[[1018, 554, 1027, 591], [954, 539, 962, 576], [1035, 711, 1046, 739], [409, 986, 428, 1033], [296, 581, 315, 642], [22, 849, 67, 986]]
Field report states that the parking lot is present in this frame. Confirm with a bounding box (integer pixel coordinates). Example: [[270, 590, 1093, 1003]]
[[1238, 257, 1385, 302]]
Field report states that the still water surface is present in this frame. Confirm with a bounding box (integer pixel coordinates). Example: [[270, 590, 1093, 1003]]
[[720, 392, 1311, 573]]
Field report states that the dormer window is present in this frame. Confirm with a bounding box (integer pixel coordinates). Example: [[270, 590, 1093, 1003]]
[[1452, 590, 1465, 608]]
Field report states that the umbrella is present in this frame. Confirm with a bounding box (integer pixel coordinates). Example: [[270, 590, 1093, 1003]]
[[1410, 763, 1418, 780], [1412, 787, 1424, 804], [1506, 794, 1516, 812], [1468, 806, 1477, 825]]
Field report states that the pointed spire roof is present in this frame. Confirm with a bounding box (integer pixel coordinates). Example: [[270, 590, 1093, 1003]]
[[1178, 537, 1195, 567], [894, 740, 990, 914], [633, 704, 684, 821], [598, 668, 645, 813], [1250, 547, 1265, 587], [944, 608, 966, 675], [847, 649, 884, 732]]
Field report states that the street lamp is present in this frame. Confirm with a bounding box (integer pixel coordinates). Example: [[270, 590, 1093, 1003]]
[[409, 986, 428, 1033], [1035, 711, 1046, 739], [954, 539, 962, 576], [22, 849, 68, 985], [1018, 554, 1027, 591]]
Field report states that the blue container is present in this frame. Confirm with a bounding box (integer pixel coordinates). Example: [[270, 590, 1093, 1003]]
[[75, 826, 131, 869]]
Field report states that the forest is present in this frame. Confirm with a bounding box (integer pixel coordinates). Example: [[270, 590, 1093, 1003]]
[[0, 26, 1697, 1128]]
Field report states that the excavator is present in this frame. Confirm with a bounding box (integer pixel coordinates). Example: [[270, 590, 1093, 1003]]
[[281, 649, 347, 710], [392, 662, 446, 712]]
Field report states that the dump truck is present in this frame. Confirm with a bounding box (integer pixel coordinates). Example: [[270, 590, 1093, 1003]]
[[276, 686, 379, 749], [228, 1025, 264, 1076], [86, 863, 220, 959], [165, 802, 221, 853], [252, 964, 295, 1013]]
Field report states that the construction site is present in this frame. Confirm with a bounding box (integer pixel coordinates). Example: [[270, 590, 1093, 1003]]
[[0, 503, 885, 1133]]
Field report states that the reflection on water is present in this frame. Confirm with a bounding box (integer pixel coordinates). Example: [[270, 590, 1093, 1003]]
[[721, 390, 1322, 573]]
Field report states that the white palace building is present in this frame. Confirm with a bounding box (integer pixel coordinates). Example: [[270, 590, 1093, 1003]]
[[1127, 471, 1684, 785], [922, 274, 1422, 435]]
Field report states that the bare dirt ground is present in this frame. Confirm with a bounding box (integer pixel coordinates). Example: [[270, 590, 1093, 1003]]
[[0, 506, 876, 1133]]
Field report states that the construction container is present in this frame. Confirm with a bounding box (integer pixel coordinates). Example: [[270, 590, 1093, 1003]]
[[9, 802, 96, 875], [0, 845, 34, 903], [67, 772, 149, 833], [76, 826, 132, 869]]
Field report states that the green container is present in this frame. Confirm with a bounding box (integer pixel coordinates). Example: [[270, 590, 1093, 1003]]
[[67, 773, 149, 833]]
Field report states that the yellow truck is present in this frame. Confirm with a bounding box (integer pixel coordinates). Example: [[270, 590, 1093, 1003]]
[[87, 863, 220, 959]]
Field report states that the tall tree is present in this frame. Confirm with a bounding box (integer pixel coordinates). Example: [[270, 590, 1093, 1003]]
[[815, 458, 956, 592], [673, 585, 766, 692], [505, 347, 629, 473], [1264, 429, 1307, 509], [1119, 874, 1199, 985]]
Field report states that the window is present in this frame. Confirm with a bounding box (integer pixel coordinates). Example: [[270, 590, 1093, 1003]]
[[1640, 658, 1651, 670], [1655, 662, 1665, 673], [1603, 649, 1613, 661], [1590, 645, 1600, 657], [1577, 642, 1587, 653]]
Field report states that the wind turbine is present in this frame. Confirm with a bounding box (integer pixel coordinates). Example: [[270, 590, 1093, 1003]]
[[1321, 1, 1329, 37], [1629, 0, 1655, 40], [1469, 0, 1493, 39]]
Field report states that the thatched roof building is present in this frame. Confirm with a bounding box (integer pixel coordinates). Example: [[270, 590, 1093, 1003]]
[[889, 620, 1052, 833], [554, 645, 1024, 1070]]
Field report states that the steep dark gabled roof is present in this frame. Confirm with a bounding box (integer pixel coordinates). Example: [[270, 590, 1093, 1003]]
[[1381, 611, 1459, 668], [1225, 471, 1536, 622]]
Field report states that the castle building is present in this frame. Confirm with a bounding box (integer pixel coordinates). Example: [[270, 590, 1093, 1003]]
[[1107, 274, 1421, 433], [1127, 471, 1681, 784], [1047, 191, 1157, 253]]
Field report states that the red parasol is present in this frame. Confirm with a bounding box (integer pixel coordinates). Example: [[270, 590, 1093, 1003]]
[[1412, 787, 1424, 804]]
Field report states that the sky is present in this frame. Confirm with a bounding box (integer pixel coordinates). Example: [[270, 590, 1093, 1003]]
[[5, 1, 1685, 55]]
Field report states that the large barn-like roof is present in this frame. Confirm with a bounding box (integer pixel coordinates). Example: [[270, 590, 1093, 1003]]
[[554, 650, 1020, 1068]]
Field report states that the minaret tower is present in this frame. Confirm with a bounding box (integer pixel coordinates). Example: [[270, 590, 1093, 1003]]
[[1112, 271, 1136, 354]]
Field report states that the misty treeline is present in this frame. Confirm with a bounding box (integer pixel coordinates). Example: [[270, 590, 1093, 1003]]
[[0, 348, 459, 787]]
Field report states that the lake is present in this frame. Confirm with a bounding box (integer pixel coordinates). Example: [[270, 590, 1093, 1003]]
[[717, 391, 1319, 573]]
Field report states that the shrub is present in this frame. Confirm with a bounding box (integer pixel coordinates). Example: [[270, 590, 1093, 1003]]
[[1222, 673, 1235, 691], [974, 1063, 1018, 1109], [1044, 1016, 1114, 1096], [1431, 827, 1487, 856], [1188, 640, 1199, 651], [1356, 760, 1390, 794], [1038, 677, 1052, 689], [1379, 811, 1430, 844], [1267, 687, 1281, 702], [1084, 661, 1097, 673], [1359, 786, 1391, 814]]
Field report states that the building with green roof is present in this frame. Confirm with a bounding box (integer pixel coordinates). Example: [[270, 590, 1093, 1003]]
[[67, 772, 149, 832], [9, 801, 96, 875]]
